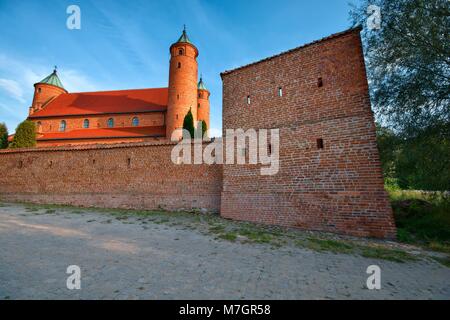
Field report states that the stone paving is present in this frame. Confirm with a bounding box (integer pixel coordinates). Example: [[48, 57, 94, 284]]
[[0, 202, 449, 300]]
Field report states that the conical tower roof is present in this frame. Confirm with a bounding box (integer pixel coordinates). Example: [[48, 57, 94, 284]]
[[36, 67, 65, 90], [175, 25, 193, 45], [198, 76, 207, 90]]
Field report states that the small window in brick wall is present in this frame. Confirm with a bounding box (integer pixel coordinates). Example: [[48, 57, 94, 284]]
[[247, 95, 251, 105], [127, 158, 131, 168], [317, 138, 324, 149], [278, 87, 283, 97], [178, 62, 181, 69], [268, 143, 272, 155], [317, 77, 323, 87]]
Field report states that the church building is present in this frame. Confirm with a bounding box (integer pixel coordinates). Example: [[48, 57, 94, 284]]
[[26, 28, 210, 147]]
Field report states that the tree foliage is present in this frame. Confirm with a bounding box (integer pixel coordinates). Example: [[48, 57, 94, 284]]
[[351, 0, 450, 191], [10, 120, 36, 149], [182, 109, 195, 140], [0, 122, 8, 149], [201, 120, 207, 138], [350, 0, 450, 133]]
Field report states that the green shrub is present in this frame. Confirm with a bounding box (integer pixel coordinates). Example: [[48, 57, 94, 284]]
[[9, 120, 36, 148], [0, 122, 8, 149], [182, 109, 195, 140]]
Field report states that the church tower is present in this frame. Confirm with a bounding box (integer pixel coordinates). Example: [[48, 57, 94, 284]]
[[29, 67, 67, 116], [197, 76, 210, 136], [166, 27, 199, 140]]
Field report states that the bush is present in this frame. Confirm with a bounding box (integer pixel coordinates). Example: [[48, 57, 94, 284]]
[[10, 120, 36, 148], [201, 120, 207, 138], [0, 122, 8, 149], [182, 109, 195, 139]]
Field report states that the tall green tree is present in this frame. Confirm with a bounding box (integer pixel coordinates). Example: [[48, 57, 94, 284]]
[[10, 120, 36, 149], [182, 109, 195, 140], [350, 0, 449, 133], [350, 0, 450, 191], [201, 120, 207, 138], [0, 122, 8, 149]]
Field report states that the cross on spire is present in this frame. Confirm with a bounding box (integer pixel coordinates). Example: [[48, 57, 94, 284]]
[[53, 65, 58, 73]]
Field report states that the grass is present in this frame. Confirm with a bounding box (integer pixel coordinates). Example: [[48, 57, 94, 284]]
[[388, 188, 450, 253], [387, 187, 450, 267]]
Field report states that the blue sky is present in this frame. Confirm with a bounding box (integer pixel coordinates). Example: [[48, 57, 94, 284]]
[[0, 0, 359, 134]]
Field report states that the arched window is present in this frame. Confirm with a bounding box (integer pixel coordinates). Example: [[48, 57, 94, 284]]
[[59, 120, 66, 132], [107, 118, 114, 128], [177, 62, 181, 69], [132, 117, 139, 126], [178, 49, 183, 55], [37, 88, 41, 93], [83, 119, 89, 128]]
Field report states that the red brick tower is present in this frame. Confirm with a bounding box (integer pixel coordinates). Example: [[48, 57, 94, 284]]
[[197, 75, 210, 136], [166, 27, 199, 140], [29, 67, 67, 116]]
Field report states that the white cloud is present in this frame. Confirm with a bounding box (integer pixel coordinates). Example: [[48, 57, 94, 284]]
[[0, 78, 25, 103]]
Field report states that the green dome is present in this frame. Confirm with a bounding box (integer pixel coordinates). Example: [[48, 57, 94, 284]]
[[37, 68, 65, 90], [175, 26, 193, 45], [198, 76, 207, 90]]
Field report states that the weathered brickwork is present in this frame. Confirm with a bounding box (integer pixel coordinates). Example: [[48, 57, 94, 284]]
[[220, 28, 396, 238], [0, 142, 222, 212]]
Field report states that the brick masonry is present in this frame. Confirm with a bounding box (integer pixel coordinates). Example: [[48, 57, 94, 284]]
[[220, 28, 396, 238], [0, 142, 222, 212]]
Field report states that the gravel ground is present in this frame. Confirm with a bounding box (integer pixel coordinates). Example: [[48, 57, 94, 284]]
[[0, 202, 449, 300]]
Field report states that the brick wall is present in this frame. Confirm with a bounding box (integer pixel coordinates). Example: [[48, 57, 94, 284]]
[[0, 142, 222, 212], [220, 28, 396, 238]]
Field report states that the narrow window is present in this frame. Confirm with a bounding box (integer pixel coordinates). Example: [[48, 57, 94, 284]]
[[132, 117, 139, 126], [178, 49, 183, 55], [83, 119, 89, 128], [37, 88, 41, 93], [178, 62, 181, 69], [198, 103, 200, 108], [177, 94, 180, 100], [127, 158, 131, 167], [247, 95, 251, 105], [268, 143, 272, 155], [318, 77, 323, 87], [317, 138, 324, 149], [176, 114, 178, 120], [59, 120, 66, 132], [278, 87, 283, 97], [107, 118, 114, 128]]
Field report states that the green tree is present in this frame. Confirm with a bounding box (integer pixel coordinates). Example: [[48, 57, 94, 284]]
[[350, 0, 450, 191], [0, 122, 8, 149], [350, 0, 449, 133], [201, 120, 207, 138], [375, 123, 400, 179], [10, 120, 36, 148], [182, 109, 195, 139]]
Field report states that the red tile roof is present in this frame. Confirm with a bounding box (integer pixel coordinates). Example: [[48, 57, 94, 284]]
[[37, 126, 165, 141], [29, 87, 168, 118]]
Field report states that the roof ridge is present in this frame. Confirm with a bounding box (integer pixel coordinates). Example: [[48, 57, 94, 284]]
[[67, 87, 168, 95], [220, 26, 362, 77]]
